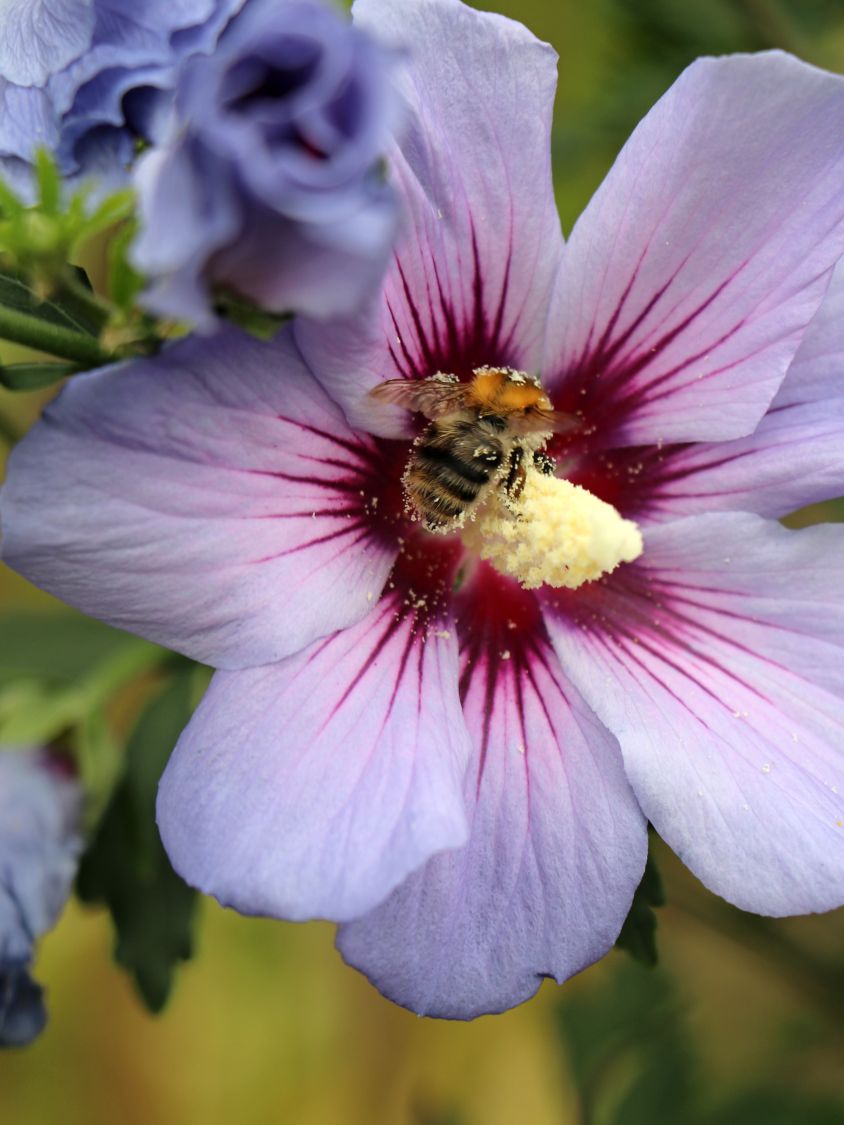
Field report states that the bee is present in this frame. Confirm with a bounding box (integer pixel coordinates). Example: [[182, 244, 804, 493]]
[[369, 366, 577, 532]]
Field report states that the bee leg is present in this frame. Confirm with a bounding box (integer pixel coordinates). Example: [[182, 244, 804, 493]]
[[503, 445, 527, 499], [474, 444, 504, 468], [533, 450, 556, 475]]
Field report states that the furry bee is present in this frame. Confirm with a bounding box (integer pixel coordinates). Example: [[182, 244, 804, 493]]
[[369, 366, 577, 532]]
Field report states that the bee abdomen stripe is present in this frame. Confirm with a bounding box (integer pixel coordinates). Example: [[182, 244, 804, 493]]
[[416, 444, 493, 484], [412, 486, 466, 516], [416, 470, 479, 503]]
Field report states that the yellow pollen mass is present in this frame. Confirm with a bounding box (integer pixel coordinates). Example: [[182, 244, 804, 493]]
[[463, 468, 643, 590]]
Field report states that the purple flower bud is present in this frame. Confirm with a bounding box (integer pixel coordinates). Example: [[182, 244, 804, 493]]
[[0, 750, 82, 1048], [0, 961, 46, 1048], [132, 0, 400, 326], [0, 0, 245, 192]]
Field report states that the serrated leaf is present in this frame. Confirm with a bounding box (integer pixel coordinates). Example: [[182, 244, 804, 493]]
[[0, 361, 79, 390], [615, 845, 665, 966], [76, 671, 199, 1013]]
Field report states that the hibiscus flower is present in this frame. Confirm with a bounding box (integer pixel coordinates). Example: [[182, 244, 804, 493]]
[[0, 0, 243, 190], [4, 0, 844, 1018]]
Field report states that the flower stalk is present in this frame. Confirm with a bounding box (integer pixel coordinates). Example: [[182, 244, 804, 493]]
[[0, 302, 111, 365]]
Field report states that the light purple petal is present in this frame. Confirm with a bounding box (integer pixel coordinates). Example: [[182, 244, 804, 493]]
[[339, 577, 647, 1018], [0, 968, 46, 1048], [132, 138, 243, 328], [211, 187, 399, 323], [133, 0, 400, 326], [0, 81, 58, 163], [0, 748, 81, 1047], [645, 262, 844, 520], [158, 595, 471, 921], [0, 750, 81, 949], [773, 259, 844, 410], [542, 514, 844, 916], [62, 119, 136, 193], [544, 52, 844, 446], [297, 0, 564, 435], [0, 327, 397, 670], [48, 0, 235, 114], [47, 0, 244, 182], [0, 0, 95, 87]]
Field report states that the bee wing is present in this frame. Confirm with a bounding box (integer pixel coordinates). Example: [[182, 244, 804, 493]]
[[369, 378, 472, 419], [514, 407, 580, 435], [544, 409, 581, 434]]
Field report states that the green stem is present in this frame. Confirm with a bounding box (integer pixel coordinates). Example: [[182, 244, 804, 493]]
[[81, 639, 172, 714], [0, 302, 111, 366], [58, 274, 112, 334]]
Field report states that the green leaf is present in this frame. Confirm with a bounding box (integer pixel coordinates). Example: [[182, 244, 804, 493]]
[[76, 671, 199, 1013], [0, 177, 24, 219], [0, 678, 92, 745], [0, 610, 151, 682], [554, 962, 696, 1125], [72, 708, 124, 829], [0, 610, 167, 745], [0, 262, 104, 337], [0, 162, 134, 269], [214, 289, 291, 340], [706, 1093, 844, 1125], [76, 188, 135, 245], [0, 293, 109, 365], [0, 360, 79, 390], [68, 264, 94, 292], [107, 221, 144, 311], [615, 844, 665, 966], [34, 149, 61, 215]]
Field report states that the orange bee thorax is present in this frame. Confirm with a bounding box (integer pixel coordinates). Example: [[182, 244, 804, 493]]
[[468, 367, 549, 414]]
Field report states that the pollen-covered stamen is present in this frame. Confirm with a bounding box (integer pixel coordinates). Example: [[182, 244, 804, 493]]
[[462, 464, 643, 590]]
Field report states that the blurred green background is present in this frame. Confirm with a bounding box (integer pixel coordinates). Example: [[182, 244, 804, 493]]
[[2, 1, 844, 1122]]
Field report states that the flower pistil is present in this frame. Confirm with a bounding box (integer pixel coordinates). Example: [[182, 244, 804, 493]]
[[462, 464, 643, 590]]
